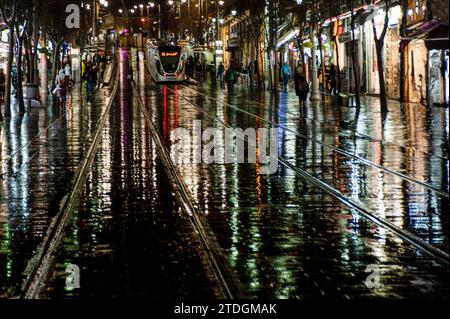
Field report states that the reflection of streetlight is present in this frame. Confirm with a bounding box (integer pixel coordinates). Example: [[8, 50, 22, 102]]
[[231, 10, 237, 16]]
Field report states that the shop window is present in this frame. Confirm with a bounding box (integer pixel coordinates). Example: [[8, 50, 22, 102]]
[[407, 0, 426, 25]]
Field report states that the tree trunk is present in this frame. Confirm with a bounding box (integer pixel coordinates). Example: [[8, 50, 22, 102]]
[[350, 19, 361, 108], [259, 48, 266, 90], [16, 40, 25, 113], [266, 48, 273, 90], [51, 40, 61, 92], [318, 29, 325, 92], [334, 36, 341, 93], [40, 34, 48, 95], [273, 18, 279, 94], [4, 25, 15, 117], [375, 41, 388, 113], [25, 38, 31, 83], [399, 0, 407, 102], [32, 13, 39, 85]]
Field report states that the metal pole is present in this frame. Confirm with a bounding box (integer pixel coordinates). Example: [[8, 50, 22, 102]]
[[216, 1, 219, 43], [92, 0, 97, 42], [158, 4, 162, 39], [214, 0, 220, 72]]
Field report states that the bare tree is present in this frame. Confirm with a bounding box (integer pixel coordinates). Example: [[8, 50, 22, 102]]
[[344, 0, 362, 108], [399, 0, 408, 102], [14, 0, 34, 113], [40, 0, 70, 92], [371, 0, 392, 113], [245, 0, 266, 89], [0, 0, 17, 118]]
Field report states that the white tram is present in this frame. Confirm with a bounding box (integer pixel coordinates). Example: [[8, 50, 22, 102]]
[[145, 40, 187, 83]]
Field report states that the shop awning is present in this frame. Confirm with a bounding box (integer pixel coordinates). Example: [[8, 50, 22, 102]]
[[400, 19, 446, 51], [425, 24, 449, 50], [356, 10, 372, 26]]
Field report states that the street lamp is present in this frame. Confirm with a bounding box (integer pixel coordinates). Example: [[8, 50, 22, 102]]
[[213, 0, 224, 76], [148, 2, 162, 39]]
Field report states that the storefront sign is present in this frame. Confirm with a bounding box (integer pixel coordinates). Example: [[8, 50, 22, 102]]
[[215, 40, 223, 55]]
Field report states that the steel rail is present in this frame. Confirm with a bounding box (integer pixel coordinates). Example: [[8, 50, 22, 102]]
[[20, 62, 120, 299], [134, 72, 246, 300], [180, 85, 449, 198], [169, 86, 449, 266]]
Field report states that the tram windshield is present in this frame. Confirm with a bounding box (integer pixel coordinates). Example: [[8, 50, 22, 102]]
[[159, 46, 181, 73]]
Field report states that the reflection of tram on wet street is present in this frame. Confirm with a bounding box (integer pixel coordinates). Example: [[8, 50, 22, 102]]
[[145, 40, 187, 83]]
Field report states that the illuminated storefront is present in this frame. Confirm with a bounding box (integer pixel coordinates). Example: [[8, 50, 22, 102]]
[[400, 0, 449, 104]]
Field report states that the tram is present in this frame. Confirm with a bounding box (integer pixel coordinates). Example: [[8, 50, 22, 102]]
[[145, 40, 187, 83]]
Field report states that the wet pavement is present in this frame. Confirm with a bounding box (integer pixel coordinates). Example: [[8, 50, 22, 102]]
[[0, 48, 448, 299], [0, 80, 107, 297], [40, 50, 217, 299], [141, 58, 449, 298]]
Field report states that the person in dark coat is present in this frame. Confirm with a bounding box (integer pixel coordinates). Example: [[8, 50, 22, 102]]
[[225, 66, 235, 94], [329, 63, 337, 95], [294, 63, 309, 110]]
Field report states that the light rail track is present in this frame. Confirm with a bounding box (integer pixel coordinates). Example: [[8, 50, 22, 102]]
[[161, 84, 449, 266], [180, 84, 449, 199]]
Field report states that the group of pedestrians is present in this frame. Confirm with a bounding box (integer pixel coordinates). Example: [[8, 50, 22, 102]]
[[216, 62, 238, 94], [318, 63, 338, 95], [53, 60, 73, 102], [81, 51, 108, 99]]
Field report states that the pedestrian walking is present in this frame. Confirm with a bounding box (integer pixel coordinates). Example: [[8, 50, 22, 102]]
[[282, 62, 292, 92], [418, 74, 424, 104], [225, 66, 235, 94], [64, 61, 73, 88], [54, 68, 67, 104], [186, 56, 194, 78], [81, 60, 87, 81], [0, 68, 6, 101], [64, 62, 71, 80], [84, 61, 97, 99], [294, 64, 309, 112], [195, 60, 203, 81], [217, 62, 225, 85], [329, 63, 337, 95]]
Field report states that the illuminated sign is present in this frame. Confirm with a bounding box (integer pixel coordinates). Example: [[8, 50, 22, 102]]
[[161, 52, 179, 57]]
